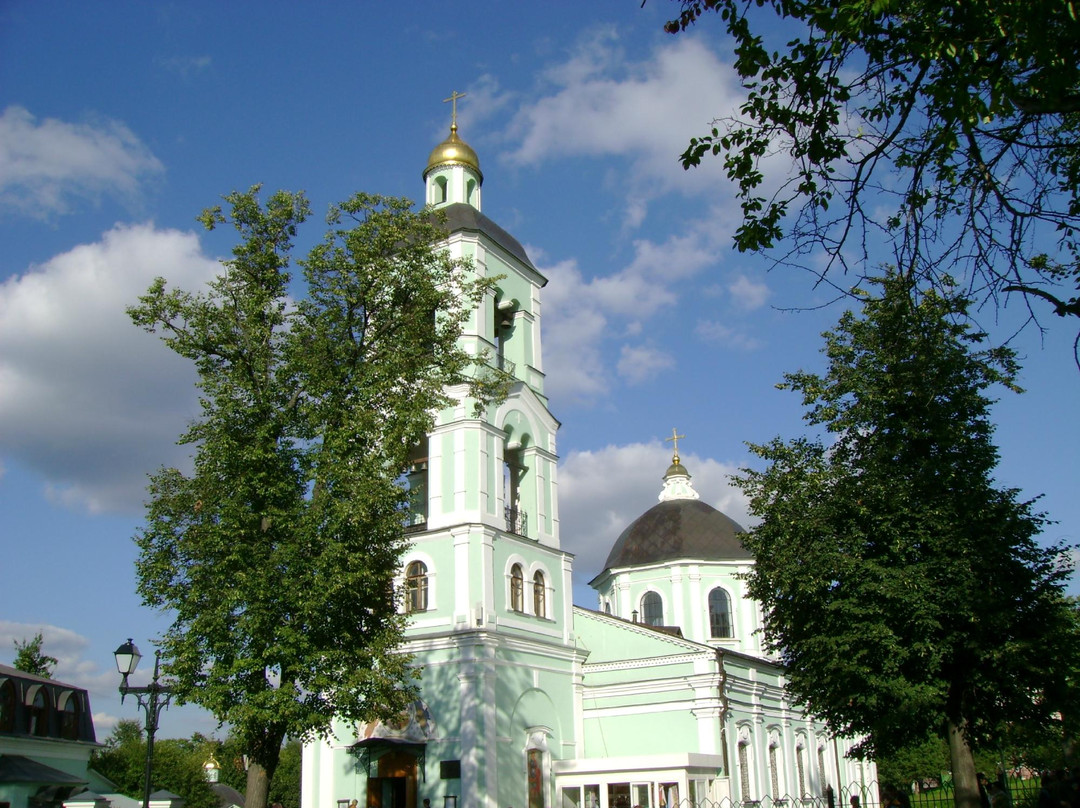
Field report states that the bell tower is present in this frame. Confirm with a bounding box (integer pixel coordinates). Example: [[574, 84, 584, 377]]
[[304, 100, 581, 808]]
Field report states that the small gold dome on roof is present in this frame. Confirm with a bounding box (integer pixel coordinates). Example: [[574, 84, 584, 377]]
[[665, 460, 689, 478], [424, 123, 483, 181]]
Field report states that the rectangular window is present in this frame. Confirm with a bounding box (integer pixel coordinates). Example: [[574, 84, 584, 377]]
[[607, 784, 630, 808], [659, 784, 679, 808], [632, 783, 651, 808]]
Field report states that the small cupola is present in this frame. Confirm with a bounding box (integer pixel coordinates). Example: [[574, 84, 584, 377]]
[[659, 429, 699, 502], [424, 124, 482, 179], [424, 92, 483, 210]]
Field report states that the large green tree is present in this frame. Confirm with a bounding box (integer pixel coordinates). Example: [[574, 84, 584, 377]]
[[129, 188, 496, 808], [663, 0, 1080, 355], [733, 272, 1079, 808], [13, 633, 58, 678]]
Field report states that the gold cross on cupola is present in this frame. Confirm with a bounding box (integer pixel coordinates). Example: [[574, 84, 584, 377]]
[[443, 90, 466, 128], [665, 427, 686, 464]]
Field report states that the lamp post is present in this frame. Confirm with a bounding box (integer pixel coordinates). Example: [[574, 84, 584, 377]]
[[114, 639, 174, 808]]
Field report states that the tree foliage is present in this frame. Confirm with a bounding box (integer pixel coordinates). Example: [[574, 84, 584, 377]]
[[13, 633, 58, 678], [207, 733, 302, 808], [733, 272, 1080, 808], [93, 722, 218, 808], [663, 0, 1080, 356], [128, 188, 496, 808], [92, 724, 302, 808]]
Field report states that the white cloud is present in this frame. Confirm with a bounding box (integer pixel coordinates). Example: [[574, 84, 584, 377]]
[[503, 29, 742, 213], [617, 344, 674, 385], [0, 106, 164, 218], [0, 620, 219, 739], [536, 222, 724, 403], [489, 29, 756, 405], [695, 319, 762, 351], [0, 621, 117, 716], [536, 256, 611, 404], [558, 442, 753, 600], [0, 223, 220, 513], [457, 74, 517, 136], [728, 274, 771, 310]]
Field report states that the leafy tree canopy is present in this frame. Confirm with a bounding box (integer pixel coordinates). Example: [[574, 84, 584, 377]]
[[92, 725, 301, 808], [128, 188, 498, 808], [13, 633, 58, 678], [733, 271, 1080, 808], [663, 0, 1080, 356], [93, 722, 217, 808]]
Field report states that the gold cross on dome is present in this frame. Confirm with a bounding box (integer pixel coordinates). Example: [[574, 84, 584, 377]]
[[443, 91, 467, 127], [665, 428, 686, 463]]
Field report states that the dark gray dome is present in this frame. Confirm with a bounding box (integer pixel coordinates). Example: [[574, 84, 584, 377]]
[[602, 499, 750, 570]]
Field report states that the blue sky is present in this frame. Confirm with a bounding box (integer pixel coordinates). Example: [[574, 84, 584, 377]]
[[2, 2, 1077, 741]]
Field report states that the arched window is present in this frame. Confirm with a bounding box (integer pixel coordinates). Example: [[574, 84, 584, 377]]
[[510, 564, 525, 612], [58, 691, 80, 740], [433, 175, 448, 204], [405, 561, 428, 613], [708, 587, 733, 638], [533, 571, 546, 618], [27, 686, 49, 736], [641, 591, 663, 627], [0, 679, 15, 732]]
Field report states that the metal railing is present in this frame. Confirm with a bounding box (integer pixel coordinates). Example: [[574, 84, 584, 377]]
[[505, 505, 528, 537], [652, 778, 1044, 808]]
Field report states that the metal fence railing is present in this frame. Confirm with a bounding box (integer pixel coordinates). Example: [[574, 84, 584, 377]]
[[651, 778, 1046, 808]]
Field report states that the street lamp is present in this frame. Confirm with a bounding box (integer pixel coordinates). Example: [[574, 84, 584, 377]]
[[114, 639, 174, 808]]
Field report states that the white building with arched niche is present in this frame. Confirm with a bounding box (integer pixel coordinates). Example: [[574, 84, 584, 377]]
[[301, 115, 875, 808]]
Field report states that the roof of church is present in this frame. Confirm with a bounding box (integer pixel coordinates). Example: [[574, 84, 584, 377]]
[[440, 203, 540, 274], [600, 448, 751, 570], [602, 498, 751, 568]]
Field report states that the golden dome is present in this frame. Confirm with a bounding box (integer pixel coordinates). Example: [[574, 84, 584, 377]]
[[424, 123, 483, 181]]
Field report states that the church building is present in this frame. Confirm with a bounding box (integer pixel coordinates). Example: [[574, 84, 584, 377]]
[[300, 110, 875, 808]]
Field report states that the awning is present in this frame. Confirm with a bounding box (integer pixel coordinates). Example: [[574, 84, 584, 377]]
[[0, 755, 88, 785], [348, 738, 427, 782]]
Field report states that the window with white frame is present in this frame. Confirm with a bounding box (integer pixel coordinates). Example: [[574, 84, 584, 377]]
[[405, 560, 428, 613], [533, 570, 546, 618], [708, 587, 733, 638], [511, 564, 525, 612], [641, 591, 663, 626]]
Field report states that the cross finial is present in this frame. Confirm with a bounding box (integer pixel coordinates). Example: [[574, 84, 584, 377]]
[[443, 91, 466, 129], [665, 427, 686, 464]]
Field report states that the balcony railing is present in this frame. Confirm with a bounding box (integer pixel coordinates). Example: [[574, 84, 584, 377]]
[[505, 506, 528, 537], [401, 507, 427, 534]]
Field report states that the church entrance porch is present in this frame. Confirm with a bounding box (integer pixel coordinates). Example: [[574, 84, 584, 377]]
[[366, 751, 418, 808]]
